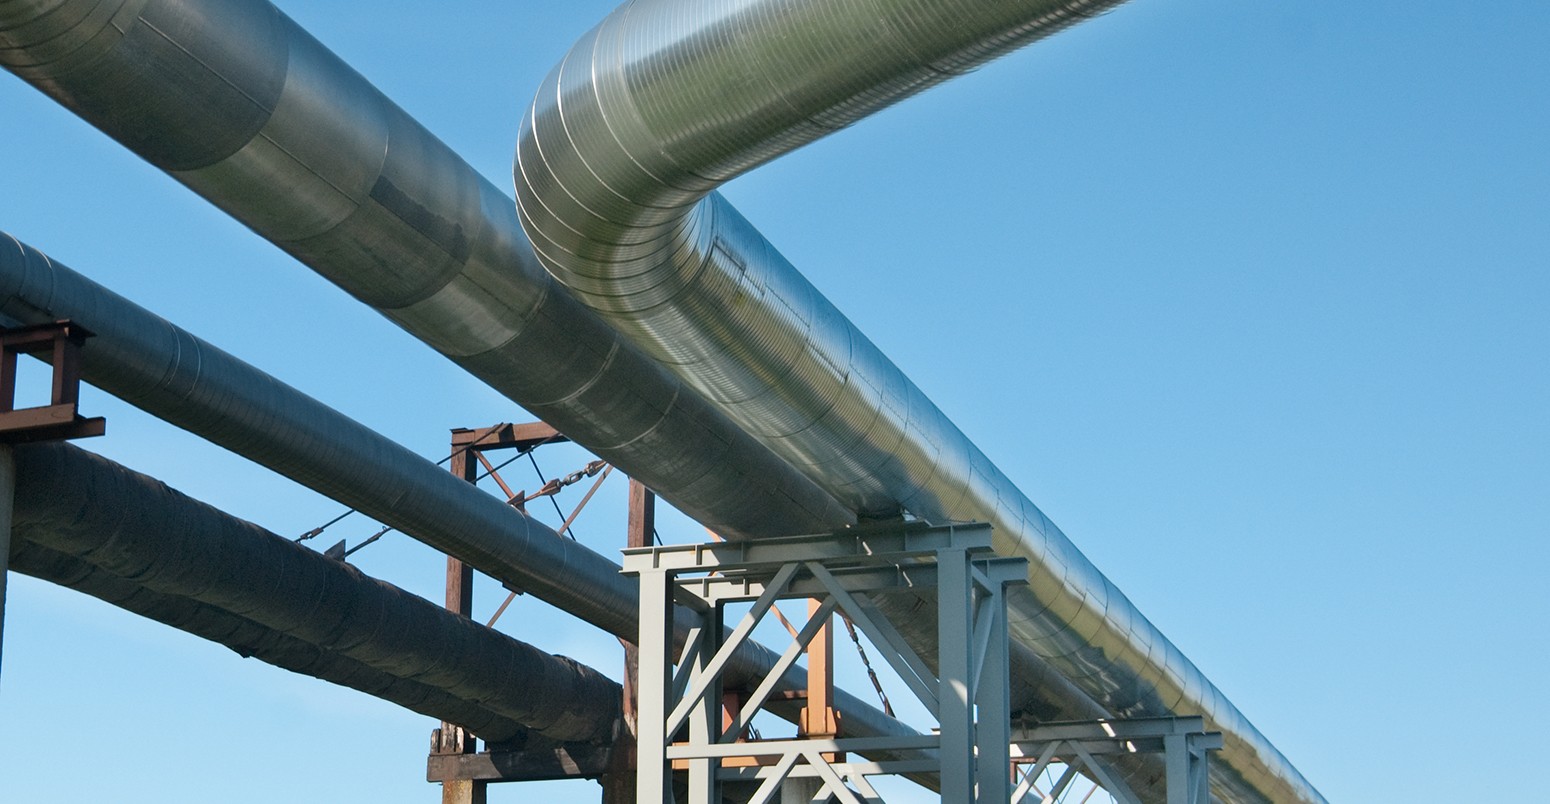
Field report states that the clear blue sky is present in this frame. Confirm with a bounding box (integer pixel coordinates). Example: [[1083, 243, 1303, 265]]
[[2, 1, 1547, 802]]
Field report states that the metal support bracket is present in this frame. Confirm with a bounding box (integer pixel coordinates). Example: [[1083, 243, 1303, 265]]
[[0, 320, 105, 442], [430, 422, 569, 802], [427, 735, 614, 784], [623, 521, 1027, 803]]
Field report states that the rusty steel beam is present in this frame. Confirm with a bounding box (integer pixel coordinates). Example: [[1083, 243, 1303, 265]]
[[0, 321, 104, 443], [439, 426, 490, 804], [451, 422, 568, 454]]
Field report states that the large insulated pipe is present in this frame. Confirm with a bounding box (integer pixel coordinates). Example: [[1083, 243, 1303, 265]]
[[0, 0, 852, 541], [8, 440, 622, 744], [0, 231, 639, 635], [10, 541, 536, 744], [513, 2, 1321, 802], [0, 1, 1311, 799], [0, 233, 917, 752]]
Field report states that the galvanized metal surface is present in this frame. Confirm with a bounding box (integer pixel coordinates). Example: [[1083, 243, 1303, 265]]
[[0, 231, 637, 637], [0, 0, 853, 543], [0, 1, 1325, 801], [513, 2, 1321, 802]]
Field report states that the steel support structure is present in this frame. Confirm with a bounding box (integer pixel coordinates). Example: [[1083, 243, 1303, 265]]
[[0, 320, 103, 685], [429, 421, 658, 803], [0, 320, 105, 444], [1009, 717, 1222, 804], [624, 522, 1026, 803], [432, 421, 572, 803], [602, 477, 656, 803]]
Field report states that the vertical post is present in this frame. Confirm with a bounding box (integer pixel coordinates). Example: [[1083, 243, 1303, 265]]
[[440, 441, 485, 804], [445, 442, 479, 619], [51, 333, 82, 407], [0, 445, 13, 686], [681, 563, 720, 804], [975, 579, 1011, 803], [1165, 733, 1189, 804], [444, 556, 474, 619], [802, 598, 836, 738], [603, 480, 654, 804], [685, 624, 718, 804], [635, 564, 673, 804], [937, 547, 975, 802], [1191, 742, 1212, 804], [0, 344, 16, 413]]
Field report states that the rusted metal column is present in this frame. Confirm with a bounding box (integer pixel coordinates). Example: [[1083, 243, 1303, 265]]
[[602, 479, 654, 803], [0, 321, 105, 442], [438, 440, 486, 804], [802, 598, 837, 739], [0, 444, 12, 686], [0, 320, 105, 686], [781, 600, 835, 802]]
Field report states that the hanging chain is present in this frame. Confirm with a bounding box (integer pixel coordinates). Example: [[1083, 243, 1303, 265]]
[[840, 613, 895, 718]]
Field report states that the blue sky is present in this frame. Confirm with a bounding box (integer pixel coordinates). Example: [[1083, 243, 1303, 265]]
[[2, 1, 1547, 801]]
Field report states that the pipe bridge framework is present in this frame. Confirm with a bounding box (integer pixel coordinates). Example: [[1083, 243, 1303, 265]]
[[0, 1, 1324, 802], [516, 2, 1319, 802]]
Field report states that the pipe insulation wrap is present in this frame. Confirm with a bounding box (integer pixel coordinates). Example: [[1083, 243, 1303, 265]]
[[514, 2, 1322, 802], [7, 440, 623, 744], [0, 0, 1325, 799], [0, 230, 638, 638], [0, 231, 921, 756], [0, 0, 856, 542], [10, 541, 536, 745]]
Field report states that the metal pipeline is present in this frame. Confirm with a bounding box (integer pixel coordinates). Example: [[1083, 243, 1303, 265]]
[[0, 0, 853, 542], [513, 2, 1322, 802], [0, 0, 1322, 799], [0, 230, 635, 637], [11, 542, 531, 746], [7, 439, 622, 744], [0, 232, 918, 754]]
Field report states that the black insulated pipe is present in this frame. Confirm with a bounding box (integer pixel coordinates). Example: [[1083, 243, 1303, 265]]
[[7, 440, 622, 745], [8, 541, 537, 744]]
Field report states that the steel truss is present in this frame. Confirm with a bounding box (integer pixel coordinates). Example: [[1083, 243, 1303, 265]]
[[624, 522, 1028, 803], [1010, 717, 1222, 804]]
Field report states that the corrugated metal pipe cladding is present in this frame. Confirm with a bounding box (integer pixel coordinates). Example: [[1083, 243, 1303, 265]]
[[7, 441, 622, 745], [516, 1, 1324, 802], [0, 0, 857, 544]]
